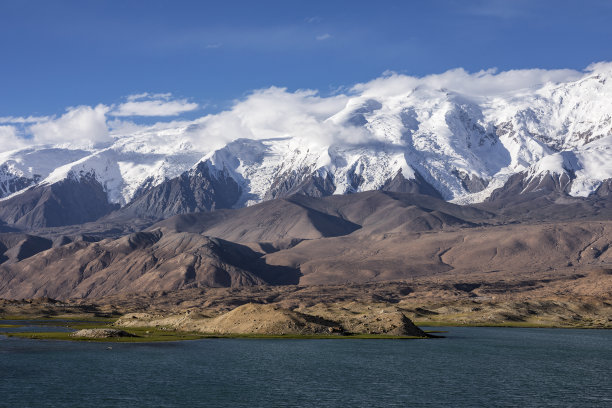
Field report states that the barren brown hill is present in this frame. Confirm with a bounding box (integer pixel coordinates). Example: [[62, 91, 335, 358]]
[[114, 302, 428, 337], [0, 191, 610, 300], [153, 191, 490, 241], [153, 195, 361, 243], [0, 233, 52, 264], [0, 230, 299, 299], [264, 221, 612, 285]]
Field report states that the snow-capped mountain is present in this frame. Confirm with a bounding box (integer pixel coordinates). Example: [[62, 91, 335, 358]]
[[1, 64, 611, 228]]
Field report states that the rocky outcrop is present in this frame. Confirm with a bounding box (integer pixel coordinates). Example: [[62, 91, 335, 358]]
[[114, 303, 428, 337], [486, 171, 574, 203], [264, 170, 336, 200], [0, 164, 40, 198], [0, 174, 119, 229], [452, 169, 489, 194], [192, 303, 341, 335], [381, 171, 444, 199], [71, 328, 135, 338], [341, 310, 427, 336], [117, 162, 242, 220], [593, 179, 612, 198]]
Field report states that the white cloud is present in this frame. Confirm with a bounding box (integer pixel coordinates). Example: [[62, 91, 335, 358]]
[[126, 92, 172, 102], [305, 16, 322, 24], [586, 61, 612, 74], [0, 115, 52, 124], [29, 104, 110, 147], [352, 67, 583, 100], [316, 33, 331, 41], [112, 99, 198, 117], [0, 125, 28, 151], [184, 65, 596, 151], [0, 63, 607, 155], [111, 93, 199, 117], [186, 86, 355, 150]]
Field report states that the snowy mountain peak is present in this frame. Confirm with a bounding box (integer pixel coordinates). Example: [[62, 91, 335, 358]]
[[1, 65, 611, 218]]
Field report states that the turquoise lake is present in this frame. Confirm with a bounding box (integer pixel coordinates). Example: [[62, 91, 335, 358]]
[[1, 327, 611, 407]]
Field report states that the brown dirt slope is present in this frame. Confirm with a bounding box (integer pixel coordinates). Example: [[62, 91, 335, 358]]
[[0, 230, 299, 299], [0, 191, 610, 300], [264, 221, 612, 285]]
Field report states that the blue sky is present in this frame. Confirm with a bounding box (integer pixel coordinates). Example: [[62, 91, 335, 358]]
[[1, 0, 611, 118]]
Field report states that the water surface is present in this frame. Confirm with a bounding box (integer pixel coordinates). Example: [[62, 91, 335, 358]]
[[1, 327, 610, 407]]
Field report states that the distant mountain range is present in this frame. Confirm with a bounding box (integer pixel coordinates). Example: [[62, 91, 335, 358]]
[[1, 66, 611, 230], [0, 190, 610, 299]]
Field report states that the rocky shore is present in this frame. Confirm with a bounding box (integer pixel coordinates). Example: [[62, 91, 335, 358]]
[[71, 328, 135, 339]]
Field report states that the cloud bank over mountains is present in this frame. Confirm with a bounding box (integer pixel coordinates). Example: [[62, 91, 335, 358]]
[[110, 93, 200, 117], [0, 63, 610, 153]]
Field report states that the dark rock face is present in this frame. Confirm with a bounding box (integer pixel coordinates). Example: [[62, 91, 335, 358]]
[[346, 99, 383, 127], [452, 169, 489, 193], [122, 165, 444, 222], [265, 170, 336, 200], [0, 174, 119, 229], [381, 171, 444, 199], [0, 165, 41, 198], [129, 176, 157, 201], [593, 179, 612, 198], [119, 162, 242, 219], [487, 171, 574, 203]]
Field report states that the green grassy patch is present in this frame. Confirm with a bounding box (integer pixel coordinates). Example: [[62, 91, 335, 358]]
[[5, 328, 205, 343], [60, 322, 116, 330], [0, 315, 117, 322], [414, 320, 575, 328], [0, 315, 44, 321], [4, 330, 429, 342], [193, 333, 428, 340], [38, 315, 117, 322]]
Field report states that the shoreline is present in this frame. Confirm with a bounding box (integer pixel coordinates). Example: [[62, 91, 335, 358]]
[[1, 316, 610, 344], [2, 290, 611, 341], [0, 321, 433, 342]]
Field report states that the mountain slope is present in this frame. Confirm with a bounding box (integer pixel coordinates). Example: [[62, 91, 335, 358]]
[[1, 191, 610, 299], [0, 173, 119, 229], [0, 229, 300, 299], [263, 221, 612, 285], [153, 191, 487, 244], [117, 161, 242, 219]]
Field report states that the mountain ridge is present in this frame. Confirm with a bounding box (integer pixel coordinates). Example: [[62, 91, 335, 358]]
[[1, 65, 612, 229]]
